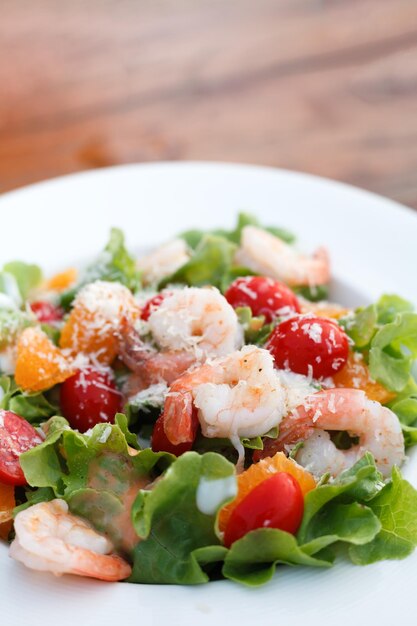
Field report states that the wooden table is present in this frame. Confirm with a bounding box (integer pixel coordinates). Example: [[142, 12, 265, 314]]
[[1, 0, 417, 208]]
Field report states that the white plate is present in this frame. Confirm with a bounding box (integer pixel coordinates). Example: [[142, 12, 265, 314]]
[[1, 162, 417, 626]]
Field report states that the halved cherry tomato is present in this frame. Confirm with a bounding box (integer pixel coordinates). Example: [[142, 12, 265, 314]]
[[151, 412, 195, 456], [225, 276, 301, 322], [30, 300, 64, 323], [223, 472, 304, 548], [59, 368, 122, 432], [266, 316, 349, 378], [0, 410, 43, 486], [141, 291, 172, 321], [219, 452, 315, 531]]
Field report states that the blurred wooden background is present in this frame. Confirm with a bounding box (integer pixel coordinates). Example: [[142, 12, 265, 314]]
[[1, 0, 417, 207]]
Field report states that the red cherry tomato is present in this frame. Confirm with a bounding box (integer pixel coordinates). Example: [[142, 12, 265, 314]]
[[30, 301, 64, 323], [141, 292, 172, 321], [225, 276, 300, 323], [266, 316, 349, 378], [224, 472, 304, 548], [151, 413, 195, 456], [0, 410, 43, 485], [59, 368, 122, 432]]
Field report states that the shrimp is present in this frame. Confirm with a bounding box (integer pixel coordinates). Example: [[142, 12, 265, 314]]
[[118, 317, 196, 392], [136, 239, 190, 286], [147, 287, 243, 358], [257, 388, 405, 478], [235, 226, 330, 287], [9, 499, 132, 582], [163, 346, 288, 463], [119, 287, 243, 394]]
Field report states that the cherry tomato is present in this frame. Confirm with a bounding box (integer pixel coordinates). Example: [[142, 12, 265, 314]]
[[225, 276, 300, 323], [266, 316, 349, 378], [151, 412, 195, 456], [59, 368, 122, 432], [0, 410, 43, 485], [223, 472, 304, 548], [30, 301, 64, 323], [141, 292, 172, 321]]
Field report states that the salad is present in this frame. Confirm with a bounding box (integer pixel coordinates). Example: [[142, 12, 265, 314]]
[[1, 212, 417, 587]]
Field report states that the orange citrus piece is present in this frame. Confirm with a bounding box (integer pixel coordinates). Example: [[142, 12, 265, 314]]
[[45, 267, 77, 292], [60, 307, 118, 364], [15, 327, 73, 392], [300, 300, 351, 320], [333, 351, 396, 404], [60, 281, 139, 365], [0, 482, 15, 541], [218, 452, 316, 532]]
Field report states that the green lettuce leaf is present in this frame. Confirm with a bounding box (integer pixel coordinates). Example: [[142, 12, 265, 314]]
[[159, 235, 237, 290], [350, 467, 417, 564], [3, 261, 42, 300], [369, 312, 417, 392], [298, 454, 382, 545], [376, 294, 414, 325], [389, 376, 417, 446], [19, 416, 172, 495], [0, 376, 57, 423], [299, 502, 381, 556], [129, 451, 236, 584], [60, 228, 141, 308], [341, 304, 377, 349], [340, 296, 417, 395], [222, 529, 331, 586]]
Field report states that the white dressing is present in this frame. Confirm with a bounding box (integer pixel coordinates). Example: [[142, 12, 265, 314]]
[[196, 475, 237, 516]]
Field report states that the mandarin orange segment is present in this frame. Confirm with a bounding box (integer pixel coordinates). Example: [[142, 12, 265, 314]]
[[45, 267, 77, 292], [0, 482, 15, 540], [218, 452, 316, 532], [15, 327, 73, 392], [59, 281, 139, 365], [60, 307, 118, 364], [333, 351, 396, 404]]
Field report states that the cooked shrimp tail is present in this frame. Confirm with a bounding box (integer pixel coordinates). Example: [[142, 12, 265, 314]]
[[10, 499, 132, 582]]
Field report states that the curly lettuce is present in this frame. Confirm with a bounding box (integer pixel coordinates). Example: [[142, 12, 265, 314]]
[[0, 375, 57, 424]]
